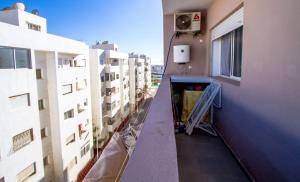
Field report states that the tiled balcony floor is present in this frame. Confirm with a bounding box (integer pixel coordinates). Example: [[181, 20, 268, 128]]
[[176, 129, 250, 182]]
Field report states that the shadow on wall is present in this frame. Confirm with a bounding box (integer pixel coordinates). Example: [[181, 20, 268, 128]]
[[214, 93, 300, 181]]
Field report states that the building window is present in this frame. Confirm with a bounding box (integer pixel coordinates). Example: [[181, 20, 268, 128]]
[[36, 69, 42, 79], [116, 74, 119, 79], [9, 93, 31, 109], [211, 7, 244, 80], [76, 79, 87, 90], [106, 87, 116, 96], [0, 47, 31, 69], [66, 133, 75, 146], [27, 22, 41, 31], [77, 99, 87, 114], [80, 141, 90, 157], [74, 59, 86, 67], [38, 99, 45, 111], [101, 75, 105, 82], [58, 58, 73, 68], [64, 109, 74, 120], [62, 84, 72, 95], [43, 156, 50, 166], [67, 156, 77, 170], [105, 73, 110, 81], [15, 48, 31, 68], [0, 47, 14, 69], [41, 128, 48, 139], [110, 59, 119, 66], [110, 73, 116, 81], [16, 162, 36, 182], [106, 101, 116, 111], [84, 98, 88, 106], [12, 129, 34, 152]]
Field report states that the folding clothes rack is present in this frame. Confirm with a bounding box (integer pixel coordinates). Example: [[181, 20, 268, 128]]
[[185, 81, 221, 136], [171, 76, 222, 136]]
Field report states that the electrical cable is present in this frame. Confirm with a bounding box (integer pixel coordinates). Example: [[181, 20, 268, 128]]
[[162, 32, 177, 78]]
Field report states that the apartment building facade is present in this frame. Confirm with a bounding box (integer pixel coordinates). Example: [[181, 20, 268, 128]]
[[142, 55, 152, 97], [151, 65, 163, 87], [0, 5, 93, 182], [129, 54, 146, 112], [91, 42, 129, 135]]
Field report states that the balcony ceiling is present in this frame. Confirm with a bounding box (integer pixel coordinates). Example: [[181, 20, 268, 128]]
[[162, 0, 214, 14]]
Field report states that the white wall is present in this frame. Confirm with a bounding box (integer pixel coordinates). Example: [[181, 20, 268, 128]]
[[0, 9, 47, 33], [0, 21, 92, 182], [0, 52, 45, 181]]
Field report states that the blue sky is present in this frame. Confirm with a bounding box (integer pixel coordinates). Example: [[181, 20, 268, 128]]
[[1, 0, 164, 64]]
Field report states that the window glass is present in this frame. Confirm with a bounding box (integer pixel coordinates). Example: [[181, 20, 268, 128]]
[[0, 47, 14, 69], [38, 99, 45, 110], [233, 26, 243, 77], [15, 49, 31, 68], [220, 33, 232, 76], [36, 69, 42, 79]]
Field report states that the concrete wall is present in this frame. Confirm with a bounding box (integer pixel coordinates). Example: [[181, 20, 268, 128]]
[[164, 0, 300, 180]]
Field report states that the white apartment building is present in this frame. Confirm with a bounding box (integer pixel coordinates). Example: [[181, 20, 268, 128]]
[[141, 55, 152, 97], [91, 42, 129, 135], [129, 53, 146, 112], [0, 4, 93, 182], [89, 49, 108, 148]]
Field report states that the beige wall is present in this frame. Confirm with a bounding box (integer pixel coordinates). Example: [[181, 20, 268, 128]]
[[207, 0, 300, 181], [164, 0, 300, 180], [163, 11, 208, 75]]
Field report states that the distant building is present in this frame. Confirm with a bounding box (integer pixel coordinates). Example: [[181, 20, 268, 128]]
[[0, 3, 93, 182], [129, 53, 146, 112], [90, 42, 130, 147], [151, 65, 164, 87]]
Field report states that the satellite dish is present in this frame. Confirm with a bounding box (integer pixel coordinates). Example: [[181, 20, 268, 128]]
[[176, 15, 191, 30], [31, 9, 39, 15]]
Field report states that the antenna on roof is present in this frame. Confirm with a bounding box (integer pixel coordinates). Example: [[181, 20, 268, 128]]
[[31, 9, 39, 15]]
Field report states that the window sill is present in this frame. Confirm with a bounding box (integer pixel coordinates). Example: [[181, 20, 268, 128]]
[[213, 76, 241, 86]]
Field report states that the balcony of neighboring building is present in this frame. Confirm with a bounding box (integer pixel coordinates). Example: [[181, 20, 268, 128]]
[[107, 111, 122, 132], [105, 101, 121, 118]]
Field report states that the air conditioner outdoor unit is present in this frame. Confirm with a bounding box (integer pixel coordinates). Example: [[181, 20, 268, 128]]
[[174, 12, 201, 32]]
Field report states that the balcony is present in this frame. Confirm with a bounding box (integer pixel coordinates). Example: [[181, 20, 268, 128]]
[[76, 79, 87, 91], [119, 76, 249, 182]]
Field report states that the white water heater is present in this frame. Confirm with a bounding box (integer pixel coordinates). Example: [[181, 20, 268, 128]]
[[174, 45, 190, 64]]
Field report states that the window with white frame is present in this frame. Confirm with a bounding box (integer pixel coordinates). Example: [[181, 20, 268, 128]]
[[64, 109, 74, 120], [9, 93, 31, 109], [0, 47, 31, 69], [62, 84, 72, 95], [16, 162, 36, 182], [211, 7, 244, 80], [66, 133, 75, 146]]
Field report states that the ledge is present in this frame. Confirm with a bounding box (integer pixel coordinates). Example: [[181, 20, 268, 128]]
[[213, 76, 241, 86], [121, 76, 179, 182]]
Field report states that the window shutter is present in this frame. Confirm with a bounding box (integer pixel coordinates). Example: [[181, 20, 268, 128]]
[[212, 7, 244, 41]]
